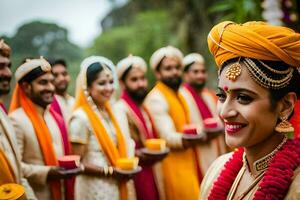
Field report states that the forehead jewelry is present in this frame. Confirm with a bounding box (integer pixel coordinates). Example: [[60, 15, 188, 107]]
[[225, 57, 242, 81]]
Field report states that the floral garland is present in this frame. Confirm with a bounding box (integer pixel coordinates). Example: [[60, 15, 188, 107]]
[[208, 138, 300, 200]]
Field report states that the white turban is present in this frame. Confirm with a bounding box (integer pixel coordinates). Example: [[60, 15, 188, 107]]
[[150, 46, 183, 70], [116, 55, 147, 79], [183, 53, 205, 71]]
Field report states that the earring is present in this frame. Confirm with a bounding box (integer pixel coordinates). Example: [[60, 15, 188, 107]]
[[275, 115, 294, 134]]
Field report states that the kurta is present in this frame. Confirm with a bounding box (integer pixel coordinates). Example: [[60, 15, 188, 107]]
[[200, 152, 300, 199], [144, 82, 200, 200], [69, 106, 136, 200], [115, 99, 164, 200], [55, 94, 75, 123], [0, 107, 36, 199], [179, 85, 227, 174], [9, 105, 65, 200]]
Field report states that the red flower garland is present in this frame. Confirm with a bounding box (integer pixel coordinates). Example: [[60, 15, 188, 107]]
[[208, 138, 300, 200]]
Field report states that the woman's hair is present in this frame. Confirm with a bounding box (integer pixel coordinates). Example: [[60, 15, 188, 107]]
[[220, 57, 300, 109], [86, 62, 112, 87]]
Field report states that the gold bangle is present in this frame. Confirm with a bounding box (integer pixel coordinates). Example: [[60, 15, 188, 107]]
[[108, 166, 114, 175], [103, 166, 108, 176]]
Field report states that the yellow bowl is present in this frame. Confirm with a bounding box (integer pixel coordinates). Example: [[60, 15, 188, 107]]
[[145, 139, 166, 151], [0, 183, 26, 200], [116, 157, 139, 170]]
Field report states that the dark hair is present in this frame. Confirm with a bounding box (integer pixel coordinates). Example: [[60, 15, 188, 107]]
[[50, 59, 67, 68], [220, 57, 300, 109], [155, 56, 166, 72], [120, 65, 133, 81], [183, 62, 195, 73], [86, 62, 112, 87]]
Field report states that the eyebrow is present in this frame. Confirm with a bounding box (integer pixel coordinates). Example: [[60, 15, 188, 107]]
[[217, 87, 258, 96]]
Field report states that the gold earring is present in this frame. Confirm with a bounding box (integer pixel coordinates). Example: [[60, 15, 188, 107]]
[[275, 115, 294, 134]]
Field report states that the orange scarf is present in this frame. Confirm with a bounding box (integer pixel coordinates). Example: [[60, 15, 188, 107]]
[[9, 85, 61, 200], [150, 82, 200, 200], [74, 89, 128, 200], [0, 149, 16, 185]]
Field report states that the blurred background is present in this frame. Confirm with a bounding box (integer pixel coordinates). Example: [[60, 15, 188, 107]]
[[1, 0, 299, 95]]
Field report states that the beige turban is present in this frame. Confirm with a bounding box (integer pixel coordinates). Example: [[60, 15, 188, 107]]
[[150, 46, 183, 70], [116, 55, 147, 79], [183, 53, 205, 70], [15, 57, 51, 82], [207, 21, 300, 68], [0, 39, 11, 58]]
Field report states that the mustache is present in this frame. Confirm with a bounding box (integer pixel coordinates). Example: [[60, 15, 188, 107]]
[[0, 76, 11, 82]]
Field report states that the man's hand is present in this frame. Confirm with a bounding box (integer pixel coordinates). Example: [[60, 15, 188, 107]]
[[47, 166, 83, 181]]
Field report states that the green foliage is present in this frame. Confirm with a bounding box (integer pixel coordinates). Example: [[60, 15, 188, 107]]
[[89, 10, 175, 86], [209, 0, 262, 23]]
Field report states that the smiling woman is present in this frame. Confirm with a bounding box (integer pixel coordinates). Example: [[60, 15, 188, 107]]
[[200, 21, 300, 200]]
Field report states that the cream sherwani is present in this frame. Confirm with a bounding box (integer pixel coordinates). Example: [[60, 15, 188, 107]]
[[179, 87, 227, 173], [144, 89, 183, 148], [69, 105, 136, 200], [200, 152, 300, 199], [9, 104, 65, 200], [55, 94, 75, 123], [0, 107, 36, 199]]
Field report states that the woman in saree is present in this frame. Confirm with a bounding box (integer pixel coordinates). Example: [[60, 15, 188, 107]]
[[69, 56, 137, 200], [200, 21, 300, 200]]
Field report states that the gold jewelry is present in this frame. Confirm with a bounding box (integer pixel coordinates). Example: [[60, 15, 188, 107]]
[[108, 166, 114, 175], [103, 166, 108, 176], [244, 58, 294, 89], [225, 58, 242, 81], [244, 136, 287, 176], [258, 60, 290, 74], [275, 115, 294, 134]]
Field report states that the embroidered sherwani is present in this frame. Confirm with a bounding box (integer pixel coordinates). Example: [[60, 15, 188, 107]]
[[144, 82, 200, 200], [115, 99, 165, 200], [55, 94, 75, 123], [9, 105, 65, 200], [200, 152, 300, 199], [0, 107, 36, 199], [179, 86, 227, 174], [69, 105, 136, 200]]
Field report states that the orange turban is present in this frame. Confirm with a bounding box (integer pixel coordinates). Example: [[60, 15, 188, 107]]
[[207, 21, 300, 68]]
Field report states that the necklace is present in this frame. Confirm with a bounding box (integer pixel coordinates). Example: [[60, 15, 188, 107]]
[[208, 137, 300, 200]]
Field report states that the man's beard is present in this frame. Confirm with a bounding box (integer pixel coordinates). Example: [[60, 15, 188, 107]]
[[55, 83, 68, 95], [126, 87, 148, 104], [30, 90, 54, 108], [161, 76, 182, 91], [0, 76, 11, 95], [189, 81, 205, 91]]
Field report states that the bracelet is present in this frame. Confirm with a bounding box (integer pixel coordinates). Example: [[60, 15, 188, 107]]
[[103, 166, 108, 176], [108, 166, 114, 175]]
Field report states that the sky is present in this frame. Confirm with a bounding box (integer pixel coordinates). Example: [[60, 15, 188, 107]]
[[0, 0, 121, 47]]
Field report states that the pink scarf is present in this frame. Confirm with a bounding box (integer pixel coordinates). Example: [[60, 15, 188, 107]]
[[183, 83, 213, 120], [49, 96, 74, 200]]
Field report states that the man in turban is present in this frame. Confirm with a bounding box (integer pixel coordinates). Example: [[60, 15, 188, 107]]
[[144, 46, 204, 200], [9, 57, 81, 200], [115, 55, 166, 200], [179, 53, 227, 175], [0, 39, 36, 199]]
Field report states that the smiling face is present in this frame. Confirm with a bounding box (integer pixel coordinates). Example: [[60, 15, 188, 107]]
[[88, 70, 114, 106], [216, 63, 281, 149], [22, 72, 55, 108], [0, 55, 12, 96]]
